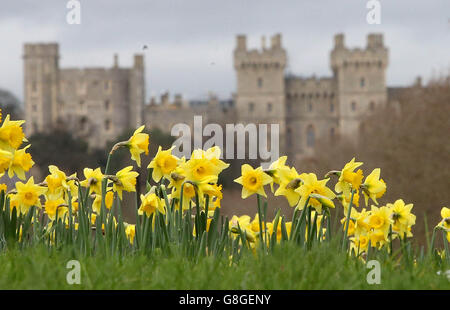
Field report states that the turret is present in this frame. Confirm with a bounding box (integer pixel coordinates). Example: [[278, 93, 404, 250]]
[[23, 43, 60, 135]]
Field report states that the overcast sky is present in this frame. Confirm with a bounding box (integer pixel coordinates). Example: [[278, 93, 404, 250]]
[[0, 0, 449, 102]]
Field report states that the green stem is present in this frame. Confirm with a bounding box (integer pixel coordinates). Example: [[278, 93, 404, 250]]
[[342, 189, 355, 251]]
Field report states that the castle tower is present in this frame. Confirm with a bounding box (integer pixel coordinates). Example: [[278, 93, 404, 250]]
[[129, 54, 145, 128], [233, 34, 287, 158], [23, 43, 60, 135], [330, 33, 388, 138]]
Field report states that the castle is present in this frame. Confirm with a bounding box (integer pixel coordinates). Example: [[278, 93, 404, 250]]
[[24, 33, 391, 164]]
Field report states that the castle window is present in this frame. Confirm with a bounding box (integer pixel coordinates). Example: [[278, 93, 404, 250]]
[[105, 100, 110, 110], [330, 92, 334, 99], [360, 78, 365, 87], [316, 93, 320, 98], [267, 102, 272, 112], [301, 93, 305, 99], [308, 103, 313, 112], [306, 125, 315, 147], [287, 128, 292, 148], [104, 81, 110, 90], [105, 119, 111, 131], [330, 103, 334, 113], [249, 102, 254, 112], [257, 78, 263, 88], [80, 117, 87, 131], [351, 101, 357, 111], [323, 92, 328, 98], [369, 101, 375, 111], [378, 61, 382, 68], [79, 100, 84, 106], [31, 81, 37, 92], [330, 127, 335, 139]]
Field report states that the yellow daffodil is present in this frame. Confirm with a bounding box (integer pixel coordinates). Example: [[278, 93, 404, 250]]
[[0, 115, 26, 150], [45, 165, 69, 199], [125, 224, 136, 244], [191, 146, 229, 173], [234, 164, 273, 199], [138, 192, 165, 217], [8, 145, 34, 180], [274, 167, 302, 207], [388, 199, 415, 239], [367, 205, 392, 248], [80, 167, 103, 194], [295, 173, 336, 213], [92, 191, 114, 214], [361, 168, 386, 206], [148, 146, 179, 182], [335, 158, 364, 197], [44, 198, 67, 221], [113, 166, 139, 200], [0, 149, 13, 175], [126, 125, 149, 167], [15, 177, 47, 215], [438, 207, 450, 242]]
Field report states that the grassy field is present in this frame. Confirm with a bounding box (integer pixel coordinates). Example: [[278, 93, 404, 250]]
[[1, 241, 448, 290]]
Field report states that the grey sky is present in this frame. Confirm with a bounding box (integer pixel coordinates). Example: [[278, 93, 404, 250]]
[[0, 0, 449, 102]]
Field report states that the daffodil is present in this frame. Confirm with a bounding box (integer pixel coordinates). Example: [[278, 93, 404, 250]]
[[388, 199, 416, 239], [44, 198, 68, 221], [92, 191, 114, 214], [183, 148, 227, 184], [45, 165, 69, 199], [234, 164, 273, 199], [0, 115, 26, 150], [295, 173, 336, 213], [126, 125, 149, 167], [229, 215, 255, 242], [335, 158, 364, 197], [148, 146, 179, 182], [361, 168, 386, 206], [15, 177, 47, 215], [367, 205, 392, 248], [437, 207, 450, 242], [113, 166, 138, 200], [0, 149, 13, 175], [274, 167, 302, 207], [350, 233, 370, 255], [80, 167, 103, 194], [7, 145, 34, 180], [138, 192, 165, 217], [265, 156, 289, 186], [191, 146, 229, 173], [125, 224, 136, 244]]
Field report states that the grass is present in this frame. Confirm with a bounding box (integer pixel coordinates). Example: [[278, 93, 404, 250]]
[[1, 241, 449, 290]]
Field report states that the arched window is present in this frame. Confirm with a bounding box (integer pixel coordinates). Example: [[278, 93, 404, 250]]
[[351, 101, 357, 111], [360, 77, 365, 87], [267, 102, 272, 112], [369, 101, 375, 111], [306, 125, 315, 147], [330, 127, 335, 139], [330, 103, 334, 113], [249, 102, 254, 112], [105, 100, 110, 110]]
